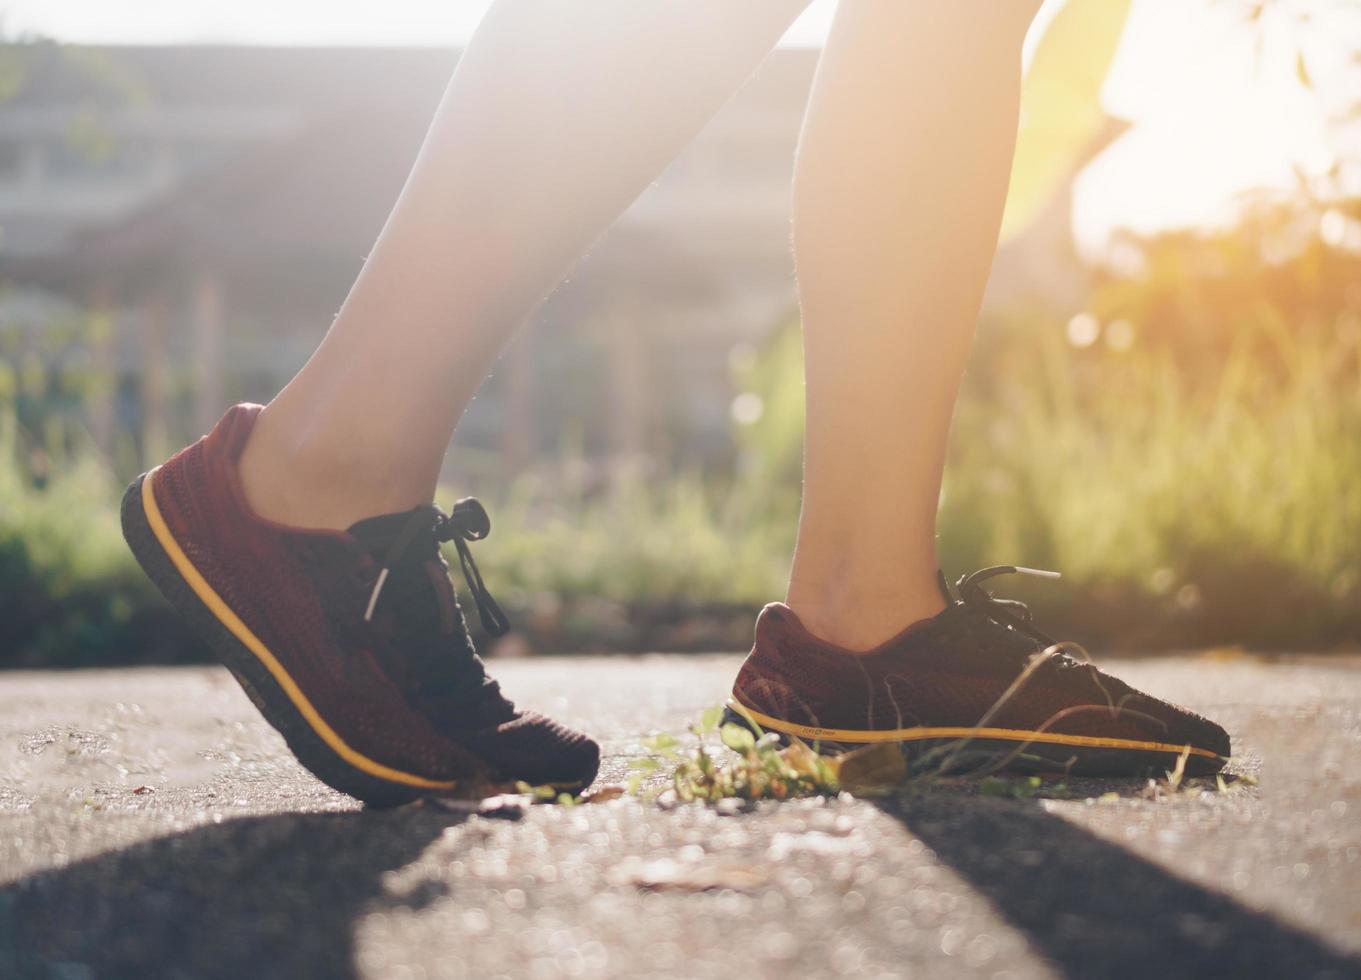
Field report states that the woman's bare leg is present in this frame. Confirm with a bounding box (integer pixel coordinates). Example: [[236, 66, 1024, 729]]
[[786, 0, 1044, 650], [240, 0, 809, 530]]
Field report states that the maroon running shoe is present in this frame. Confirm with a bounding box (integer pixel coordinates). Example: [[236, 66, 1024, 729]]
[[725, 567, 1230, 777], [121, 404, 594, 805]]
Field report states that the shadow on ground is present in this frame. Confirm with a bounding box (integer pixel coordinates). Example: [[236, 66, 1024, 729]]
[[877, 794, 1361, 980], [0, 808, 464, 980], [3, 794, 1360, 979]]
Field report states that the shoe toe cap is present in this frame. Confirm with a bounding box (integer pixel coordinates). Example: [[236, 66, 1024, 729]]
[[465, 712, 601, 789], [1118, 690, 1231, 770]]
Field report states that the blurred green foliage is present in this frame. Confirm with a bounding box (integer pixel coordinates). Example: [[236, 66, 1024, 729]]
[[0, 408, 197, 667], [3, 191, 1360, 662]]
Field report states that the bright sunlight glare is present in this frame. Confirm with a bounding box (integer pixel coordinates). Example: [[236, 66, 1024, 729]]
[[3, 0, 1354, 257]]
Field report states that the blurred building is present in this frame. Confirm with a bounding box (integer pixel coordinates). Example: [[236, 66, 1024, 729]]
[[0, 44, 1098, 475]]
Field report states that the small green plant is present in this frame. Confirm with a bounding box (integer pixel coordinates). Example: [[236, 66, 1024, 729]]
[[632, 706, 829, 802], [1165, 745, 1191, 793], [1133, 753, 1258, 802], [628, 706, 914, 804], [515, 782, 583, 807], [979, 774, 1044, 799]]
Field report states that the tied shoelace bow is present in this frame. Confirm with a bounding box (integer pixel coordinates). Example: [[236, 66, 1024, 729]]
[[362, 497, 510, 636], [948, 565, 1062, 648]]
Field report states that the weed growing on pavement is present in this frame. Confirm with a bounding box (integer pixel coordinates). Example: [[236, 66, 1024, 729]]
[[626, 702, 1254, 807], [1131, 750, 1258, 802], [978, 775, 1048, 799], [629, 705, 856, 803], [513, 782, 626, 806], [625, 705, 920, 804]]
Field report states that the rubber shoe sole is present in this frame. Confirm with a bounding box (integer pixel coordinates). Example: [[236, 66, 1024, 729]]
[[721, 701, 1227, 778]]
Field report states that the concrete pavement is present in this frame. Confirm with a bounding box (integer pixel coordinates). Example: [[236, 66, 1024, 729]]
[[1, 654, 1359, 979]]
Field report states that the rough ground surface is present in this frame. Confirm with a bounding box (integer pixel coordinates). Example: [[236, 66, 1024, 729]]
[[0, 654, 1359, 980]]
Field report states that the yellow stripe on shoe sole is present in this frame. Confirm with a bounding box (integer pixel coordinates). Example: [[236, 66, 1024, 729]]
[[727, 697, 1221, 761], [142, 468, 458, 791]]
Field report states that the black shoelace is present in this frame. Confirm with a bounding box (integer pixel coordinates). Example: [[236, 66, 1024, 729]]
[[362, 497, 510, 636], [948, 565, 1062, 648]]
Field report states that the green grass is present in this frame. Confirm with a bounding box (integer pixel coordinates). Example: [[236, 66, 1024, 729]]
[[0, 410, 197, 666], [937, 322, 1361, 648], [472, 471, 796, 609]]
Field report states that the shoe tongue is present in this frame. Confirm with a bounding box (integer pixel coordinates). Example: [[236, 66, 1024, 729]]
[[347, 509, 414, 537], [345, 509, 440, 563]]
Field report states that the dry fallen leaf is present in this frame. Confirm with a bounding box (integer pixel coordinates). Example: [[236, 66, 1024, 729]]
[[834, 743, 907, 793], [580, 785, 626, 804]]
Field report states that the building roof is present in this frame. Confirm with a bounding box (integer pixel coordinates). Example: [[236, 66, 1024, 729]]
[[0, 44, 816, 312]]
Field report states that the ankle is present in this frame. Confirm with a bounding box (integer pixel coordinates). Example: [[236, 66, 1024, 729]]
[[237, 406, 437, 530], [785, 580, 946, 653]]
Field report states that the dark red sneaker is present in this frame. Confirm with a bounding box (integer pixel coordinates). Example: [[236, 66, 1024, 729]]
[[121, 405, 487, 805], [725, 567, 1230, 777], [346, 503, 600, 791]]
